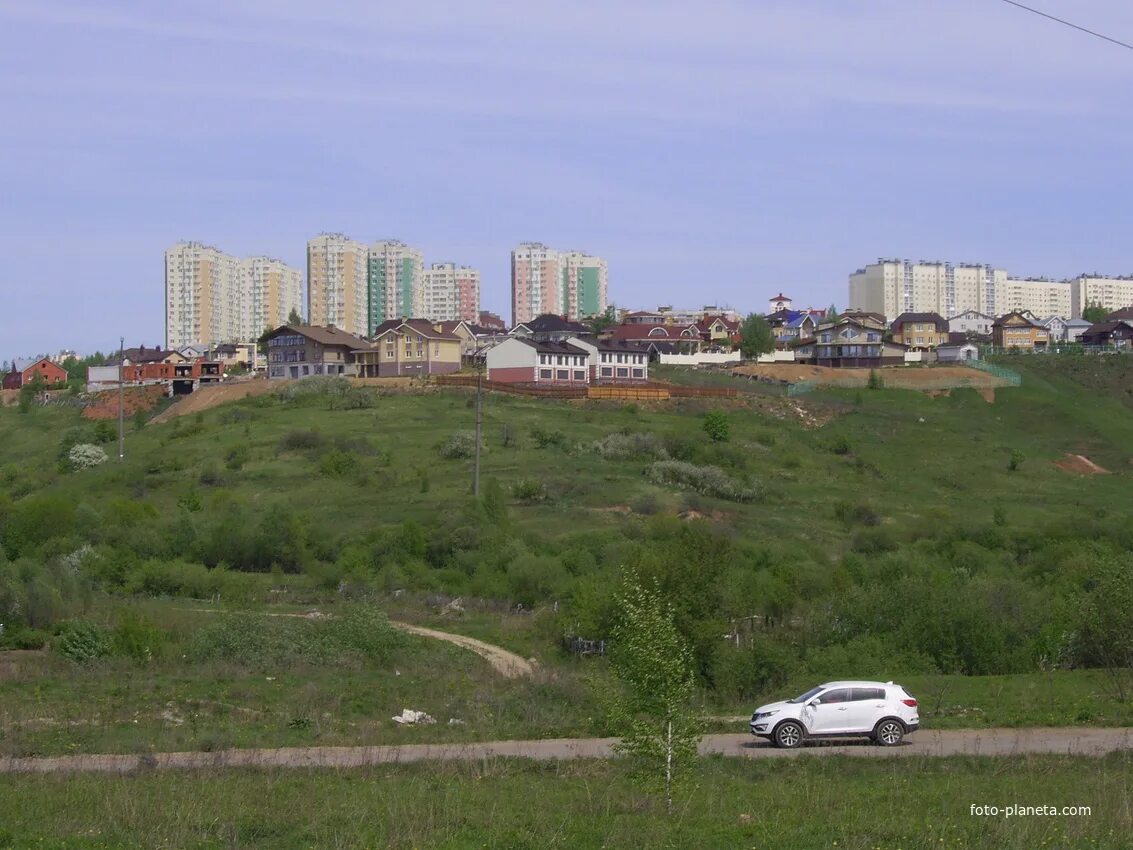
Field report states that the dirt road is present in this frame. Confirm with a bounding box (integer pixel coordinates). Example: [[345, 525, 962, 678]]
[[390, 622, 535, 679], [2, 729, 1127, 775]]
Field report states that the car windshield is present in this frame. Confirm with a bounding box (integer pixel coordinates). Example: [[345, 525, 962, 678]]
[[789, 686, 825, 704]]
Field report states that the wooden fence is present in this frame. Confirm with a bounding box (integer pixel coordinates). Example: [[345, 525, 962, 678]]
[[433, 374, 738, 401]]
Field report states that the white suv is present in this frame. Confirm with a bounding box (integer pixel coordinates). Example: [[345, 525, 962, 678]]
[[750, 681, 919, 748]]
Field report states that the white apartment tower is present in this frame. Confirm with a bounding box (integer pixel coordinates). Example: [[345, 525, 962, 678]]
[[1070, 275, 1133, 316], [422, 262, 481, 323], [164, 242, 243, 349], [367, 240, 424, 332], [307, 233, 369, 337]]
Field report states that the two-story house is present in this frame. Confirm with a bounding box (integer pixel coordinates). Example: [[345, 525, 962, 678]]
[[355, 319, 462, 377], [485, 337, 591, 385], [992, 312, 1051, 350], [2, 357, 69, 390], [695, 315, 741, 347], [890, 313, 949, 350], [1080, 320, 1133, 349], [265, 325, 369, 379], [802, 315, 907, 368], [566, 337, 649, 382], [510, 314, 591, 342], [948, 310, 994, 338]]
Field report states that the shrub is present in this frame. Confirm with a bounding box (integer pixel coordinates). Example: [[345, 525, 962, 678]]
[[1008, 449, 1024, 472], [225, 444, 251, 471], [68, 443, 108, 471], [111, 614, 166, 663], [438, 431, 480, 460], [834, 500, 881, 527], [275, 376, 352, 404], [530, 427, 568, 450], [646, 461, 760, 503], [867, 369, 884, 390], [92, 421, 117, 444], [329, 387, 377, 410], [829, 436, 852, 455], [592, 432, 669, 461], [55, 620, 113, 664], [703, 410, 730, 443], [198, 462, 226, 487], [278, 429, 324, 453], [319, 448, 356, 478], [512, 478, 549, 504]]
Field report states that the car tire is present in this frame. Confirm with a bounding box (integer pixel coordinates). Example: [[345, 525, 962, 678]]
[[873, 718, 905, 746], [772, 720, 805, 749]]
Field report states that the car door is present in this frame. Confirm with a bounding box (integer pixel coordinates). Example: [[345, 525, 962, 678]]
[[845, 687, 887, 732], [806, 688, 853, 733]]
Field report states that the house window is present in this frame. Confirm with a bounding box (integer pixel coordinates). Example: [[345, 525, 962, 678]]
[[600, 366, 613, 377], [632, 368, 643, 378], [616, 367, 628, 378], [556, 369, 568, 380], [386, 349, 394, 358], [573, 370, 585, 381], [539, 368, 552, 379]]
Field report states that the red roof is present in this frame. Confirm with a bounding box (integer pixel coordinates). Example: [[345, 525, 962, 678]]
[[610, 323, 701, 341]]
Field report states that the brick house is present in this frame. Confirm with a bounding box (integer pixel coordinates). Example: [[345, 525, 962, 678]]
[[607, 322, 702, 348], [510, 314, 592, 342], [566, 337, 649, 382], [265, 325, 369, 379], [696, 315, 741, 346], [798, 315, 907, 367], [486, 337, 590, 385], [353, 319, 462, 377], [2, 357, 69, 389]]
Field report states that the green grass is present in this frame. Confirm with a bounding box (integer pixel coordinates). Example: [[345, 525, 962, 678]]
[[0, 754, 1128, 849]]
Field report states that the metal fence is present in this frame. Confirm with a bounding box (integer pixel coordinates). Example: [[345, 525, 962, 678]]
[[964, 360, 1021, 386]]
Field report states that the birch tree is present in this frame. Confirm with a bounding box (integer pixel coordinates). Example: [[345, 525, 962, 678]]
[[608, 571, 703, 815]]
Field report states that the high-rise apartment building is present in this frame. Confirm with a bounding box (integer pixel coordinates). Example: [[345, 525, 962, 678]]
[[511, 243, 608, 326], [243, 257, 303, 336], [849, 258, 1085, 321], [561, 252, 608, 320], [166, 242, 301, 349], [307, 233, 369, 337], [422, 262, 480, 323], [1070, 275, 1133, 316], [367, 240, 424, 333]]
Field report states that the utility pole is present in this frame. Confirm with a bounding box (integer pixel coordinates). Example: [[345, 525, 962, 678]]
[[117, 335, 125, 461], [473, 355, 482, 496]]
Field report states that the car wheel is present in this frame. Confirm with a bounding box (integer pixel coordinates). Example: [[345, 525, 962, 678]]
[[773, 720, 805, 749], [874, 719, 905, 746]]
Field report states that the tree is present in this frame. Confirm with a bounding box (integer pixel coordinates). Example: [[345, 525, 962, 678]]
[[702, 410, 729, 442], [825, 303, 839, 321], [287, 307, 303, 326], [738, 313, 774, 359], [1082, 303, 1109, 324], [1074, 557, 1133, 702], [585, 306, 617, 335], [608, 571, 703, 815]]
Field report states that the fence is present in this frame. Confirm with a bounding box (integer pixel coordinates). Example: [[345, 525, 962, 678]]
[[964, 360, 1021, 386], [433, 374, 738, 401], [658, 352, 743, 366]]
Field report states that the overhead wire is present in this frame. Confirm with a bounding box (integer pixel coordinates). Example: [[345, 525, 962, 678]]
[[996, 0, 1133, 52]]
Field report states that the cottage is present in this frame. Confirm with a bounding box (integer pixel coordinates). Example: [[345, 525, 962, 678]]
[[800, 315, 907, 367], [608, 322, 702, 347], [510, 314, 591, 342], [992, 312, 1050, 350], [485, 338, 590, 385], [948, 310, 994, 337], [891, 313, 949, 349], [1079, 320, 1133, 349], [265, 325, 369, 379], [354, 319, 462, 377], [2, 357, 69, 390], [695, 315, 741, 346]]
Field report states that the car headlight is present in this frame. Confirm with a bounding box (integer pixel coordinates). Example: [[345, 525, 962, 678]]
[[752, 710, 779, 721]]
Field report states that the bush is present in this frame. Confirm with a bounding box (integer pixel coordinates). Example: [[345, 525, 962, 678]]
[[512, 478, 549, 504], [438, 431, 480, 460], [112, 614, 166, 663], [275, 376, 353, 404], [68, 443, 108, 471], [829, 436, 852, 455], [329, 387, 377, 410], [530, 427, 568, 450], [225, 444, 251, 471], [1008, 449, 1024, 472], [592, 432, 669, 461], [703, 410, 730, 443], [867, 369, 884, 390], [55, 620, 113, 664], [92, 421, 117, 444], [319, 448, 356, 478], [834, 500, 881, 527], [278, 429, 324, 453], [646, 461, 760, 503]]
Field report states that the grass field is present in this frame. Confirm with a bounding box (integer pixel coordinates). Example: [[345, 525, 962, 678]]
[[1, 754, 1129, 849]]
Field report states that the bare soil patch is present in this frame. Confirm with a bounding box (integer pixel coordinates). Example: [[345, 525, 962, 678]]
[[149, 380, 277, 423], [81, 386, 165, 421], [732, 364, 1007, 390], [1053, 454, 1110, 475]]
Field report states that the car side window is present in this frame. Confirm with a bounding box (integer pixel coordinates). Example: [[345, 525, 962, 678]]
[[819, 689, 850, 704], [852, 688, 885, 701]]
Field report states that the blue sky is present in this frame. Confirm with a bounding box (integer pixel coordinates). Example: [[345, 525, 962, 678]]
[[2, 0, 1132, 355]]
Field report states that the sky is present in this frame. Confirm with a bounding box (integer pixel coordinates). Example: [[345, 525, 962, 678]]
[[1, 0, 1132, 356]]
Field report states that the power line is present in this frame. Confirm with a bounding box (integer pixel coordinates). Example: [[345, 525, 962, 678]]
[[997, 0, 1133, 52]]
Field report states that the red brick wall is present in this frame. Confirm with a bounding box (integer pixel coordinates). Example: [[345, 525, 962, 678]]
[[487, 366, 535, 383]]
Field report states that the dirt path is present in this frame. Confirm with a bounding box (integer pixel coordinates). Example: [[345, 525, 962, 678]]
[[2, 729, 1128, 775], [176, 607, 534, 679], [389, 622, 535, 679]]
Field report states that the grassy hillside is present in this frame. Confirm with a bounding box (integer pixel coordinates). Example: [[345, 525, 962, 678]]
[[2, 364, 1132, 753]]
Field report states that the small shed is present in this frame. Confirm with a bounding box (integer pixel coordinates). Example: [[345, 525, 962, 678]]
[[936, 342, 979, 362]]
